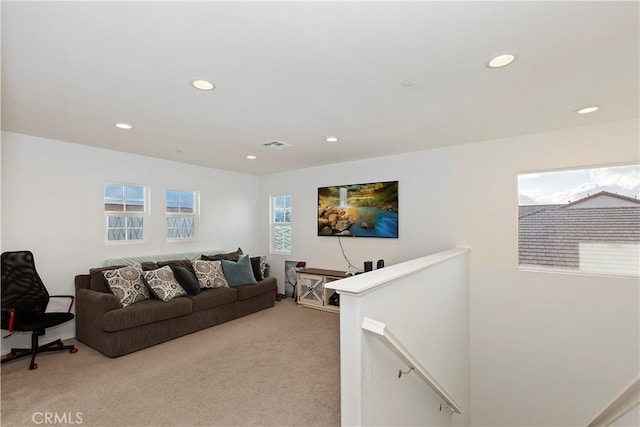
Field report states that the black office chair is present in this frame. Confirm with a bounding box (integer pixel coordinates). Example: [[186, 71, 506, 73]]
[[1, 251, 78, 370]]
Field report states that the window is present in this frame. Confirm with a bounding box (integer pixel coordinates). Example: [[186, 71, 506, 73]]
[[166, 189, 198, 240], [271, 195, 292, 253], [518, 164, 639, 277], [104, 183, 148, 242]]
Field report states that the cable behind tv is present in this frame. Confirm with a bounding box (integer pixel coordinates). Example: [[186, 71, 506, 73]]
[[338, 236, 362, 273]]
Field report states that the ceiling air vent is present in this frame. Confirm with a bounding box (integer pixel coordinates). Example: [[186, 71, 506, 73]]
[[262, 140, 291, 150]]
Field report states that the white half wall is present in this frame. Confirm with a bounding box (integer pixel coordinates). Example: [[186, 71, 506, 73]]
[[1, 132, 261, 348], [452, 118, 640, 426], [331, 248, 470, 426]]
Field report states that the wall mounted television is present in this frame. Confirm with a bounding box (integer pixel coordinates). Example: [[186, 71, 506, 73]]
[[317, 180, 398, 238]]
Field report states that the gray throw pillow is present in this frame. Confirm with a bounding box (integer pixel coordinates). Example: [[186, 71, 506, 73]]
[[222, 255, 257, 287]]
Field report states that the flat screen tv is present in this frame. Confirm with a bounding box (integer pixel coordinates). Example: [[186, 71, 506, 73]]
[[317, 180, 398, 238]]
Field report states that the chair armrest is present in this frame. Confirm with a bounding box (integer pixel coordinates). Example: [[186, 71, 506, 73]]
[[50, 295, 75, 313], [1, 308, 16, 332]]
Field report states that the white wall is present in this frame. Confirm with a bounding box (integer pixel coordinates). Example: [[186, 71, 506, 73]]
[[1, 131, 261, 348], [259, 148, 457, 293], [451, 118, 640, 426]]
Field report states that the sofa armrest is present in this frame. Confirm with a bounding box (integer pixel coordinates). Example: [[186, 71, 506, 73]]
[[76, 288, 121, 314], [75, 288, 121, 351]]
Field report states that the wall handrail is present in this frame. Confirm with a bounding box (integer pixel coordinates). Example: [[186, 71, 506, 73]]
[[587, 376, 639, 426], [361, 316, 463, 415]]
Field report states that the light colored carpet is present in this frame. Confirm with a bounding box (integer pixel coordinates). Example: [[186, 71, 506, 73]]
[[1, 299, 341, 427]]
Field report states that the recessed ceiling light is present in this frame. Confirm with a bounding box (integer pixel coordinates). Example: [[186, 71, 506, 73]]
[[114, 123, 133, 130], [576, 106, 599, 114], [325, 136, 339, 143], [246, 155, 257, 160], [486, 53, 516, 69], [191, 80, 216, 91]]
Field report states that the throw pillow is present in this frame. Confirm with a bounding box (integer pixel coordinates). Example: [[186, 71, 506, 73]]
[[142, 266, 186, 302], [90, 265, 125, 293], [222, 255, 257, 287], [250, 256, 266, 282], [191, 259, 229, 289], [172, 266, 201, 295], [140, 262, 159, 271], [201, 247, 243, 262], [158, 259, 196, 275], [102, 263, 150, 308]]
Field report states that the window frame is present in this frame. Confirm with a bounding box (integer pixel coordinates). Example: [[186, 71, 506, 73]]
[[270, 194, 292, 254], [165, 188, 199, 242], [516, 163, 640, 278], [104, 182, 149, 244]]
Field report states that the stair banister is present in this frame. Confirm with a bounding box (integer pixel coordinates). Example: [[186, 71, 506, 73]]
[[361, 316, 463, 415], [588, 376, 639, 427]]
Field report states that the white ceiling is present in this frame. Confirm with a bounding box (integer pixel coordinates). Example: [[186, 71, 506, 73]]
[[2, 1, 638, 175]]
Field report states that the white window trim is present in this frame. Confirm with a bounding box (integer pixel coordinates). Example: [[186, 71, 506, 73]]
[[104, 182, 149, 245], [166, 189, 199, 242], [271, 194, 292, 254]]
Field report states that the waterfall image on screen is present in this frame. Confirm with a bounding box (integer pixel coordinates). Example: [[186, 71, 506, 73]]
[[339, 187, 348, 208], [317, 181, 398, 238]]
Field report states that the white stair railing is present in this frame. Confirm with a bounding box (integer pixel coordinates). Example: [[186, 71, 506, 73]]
[[588, 376, 639, 426], [362, 317, 463, 414]]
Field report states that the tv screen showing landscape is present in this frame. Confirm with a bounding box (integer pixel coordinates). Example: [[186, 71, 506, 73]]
[[317, 181, 398, 238]]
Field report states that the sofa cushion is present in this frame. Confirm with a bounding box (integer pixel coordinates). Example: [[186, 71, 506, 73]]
[[235, 277, 277, 301], [222, 255, 257, 287], [172, 266, 200, 295], [200, 247, 243, 262], [192, 259, 229, 289], [102, 264, 150, 308], [143, 266, 187, 302], [186, 287, 238, 312], [102, 297, 193, 332]]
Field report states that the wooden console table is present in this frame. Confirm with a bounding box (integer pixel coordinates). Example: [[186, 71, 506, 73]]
[[296, 268, 348, 313]]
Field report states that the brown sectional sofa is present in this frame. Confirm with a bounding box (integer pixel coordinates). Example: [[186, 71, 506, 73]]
[[74, 256, 276, 357]]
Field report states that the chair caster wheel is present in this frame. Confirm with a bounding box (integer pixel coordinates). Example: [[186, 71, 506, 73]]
[[30, 363, 38, 370], [70, 348, 78, 354]]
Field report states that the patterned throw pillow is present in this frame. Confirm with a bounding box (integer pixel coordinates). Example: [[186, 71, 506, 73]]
[[191, 259, 229, 289], [102, 263, 150, 308], [259, 256, 267, 277], [142, 266, 186, 302], [250, 256, 267, 281]]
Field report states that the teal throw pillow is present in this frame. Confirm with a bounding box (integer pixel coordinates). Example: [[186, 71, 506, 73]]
[[221, 255, 257, 287]]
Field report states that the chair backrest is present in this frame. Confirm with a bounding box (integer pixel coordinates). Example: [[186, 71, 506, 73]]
[[1, 251, 50, 325]]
